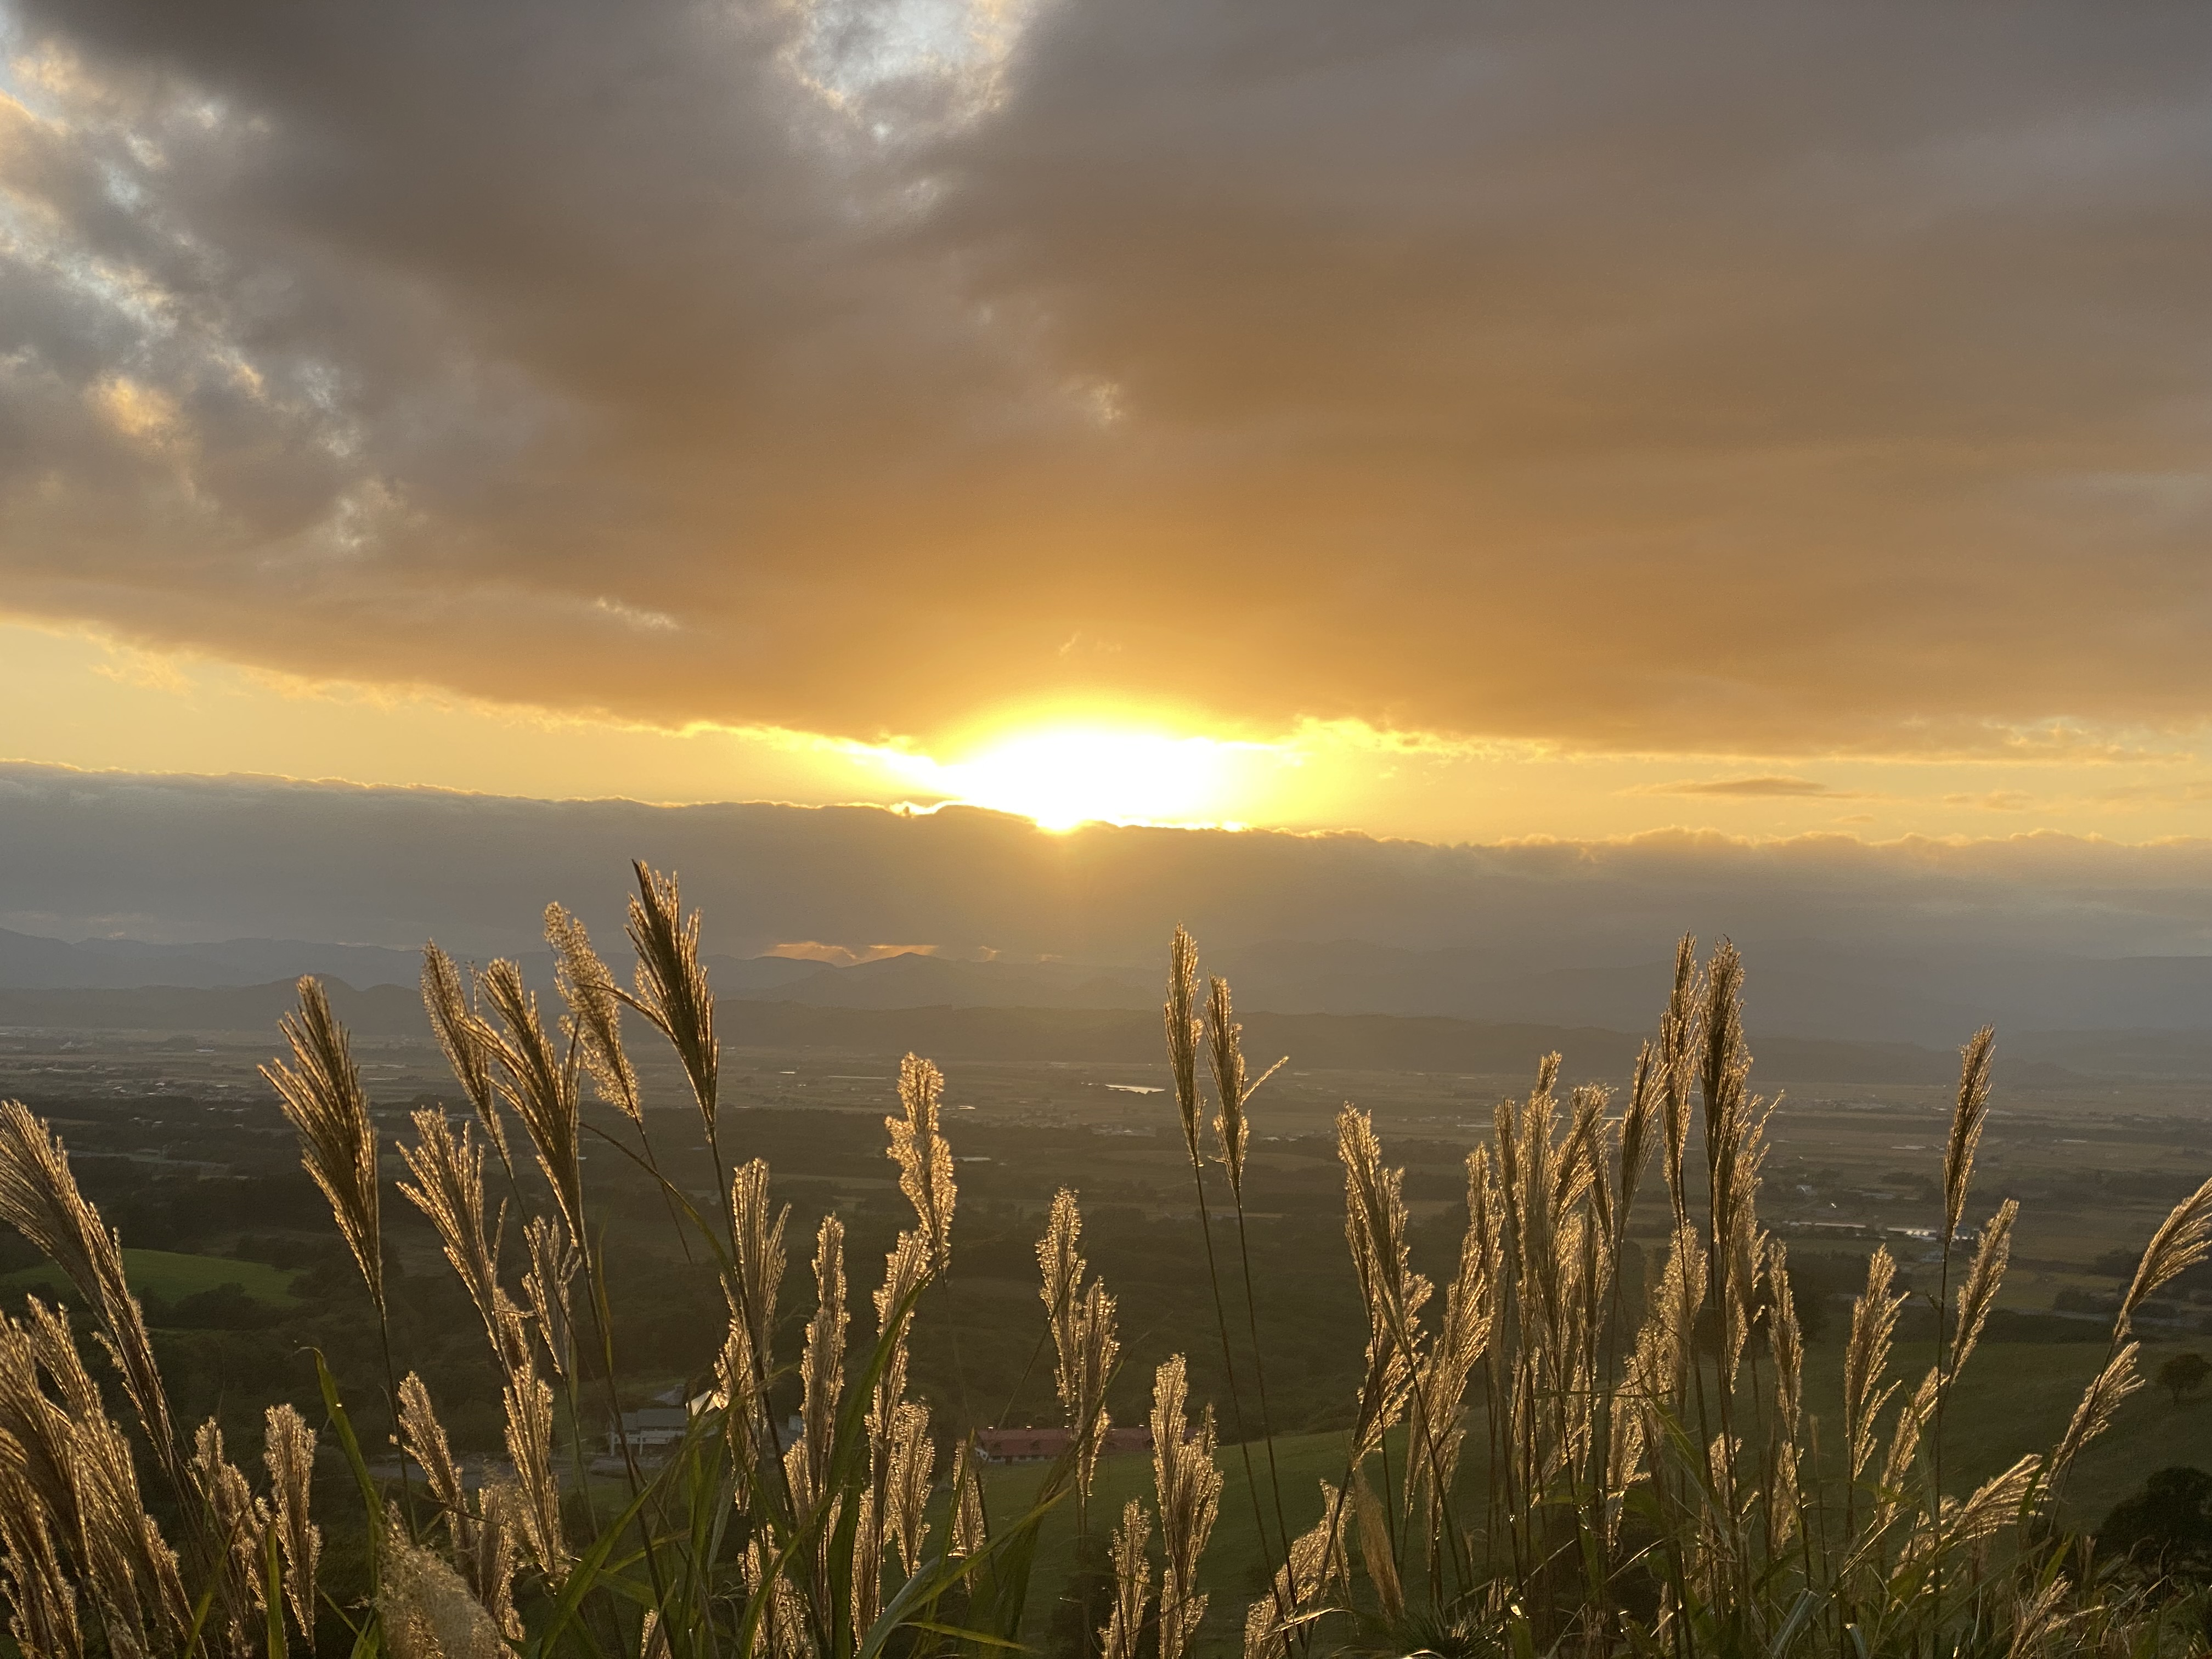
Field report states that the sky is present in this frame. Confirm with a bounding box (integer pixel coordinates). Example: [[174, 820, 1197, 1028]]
[[2, 1, 2209, 848]]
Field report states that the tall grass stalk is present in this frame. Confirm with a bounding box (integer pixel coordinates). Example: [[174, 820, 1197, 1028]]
[[0, 881, 2204, 1659], [1163, 927, 1291, 1630], [262, 978, 418, 1542], [1201, 976, 1297, 1624]]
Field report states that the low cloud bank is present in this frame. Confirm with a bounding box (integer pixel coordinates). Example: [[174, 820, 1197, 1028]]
[[4, 764, 2207, 973]]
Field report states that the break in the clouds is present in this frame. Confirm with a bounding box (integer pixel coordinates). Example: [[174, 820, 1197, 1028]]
[[1, 1, 2208, 756]]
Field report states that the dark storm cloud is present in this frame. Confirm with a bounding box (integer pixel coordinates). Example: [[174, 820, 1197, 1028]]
[[1, 2, 2207, 751]]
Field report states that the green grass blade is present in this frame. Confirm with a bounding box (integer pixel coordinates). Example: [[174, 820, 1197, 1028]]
[[541, 1480, 660, 1654], [266, 1526, 287, 1659], [1768, 1589, 1816, 1659], [902, 1621, 1034, 1651], [311, 1345, 386, 1609]]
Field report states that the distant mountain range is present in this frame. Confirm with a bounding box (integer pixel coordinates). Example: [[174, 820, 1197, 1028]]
[[2, 926, 2207, 1063]]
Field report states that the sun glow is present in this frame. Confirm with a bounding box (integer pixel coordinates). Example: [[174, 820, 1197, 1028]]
[[917, 725, 1251, 830]]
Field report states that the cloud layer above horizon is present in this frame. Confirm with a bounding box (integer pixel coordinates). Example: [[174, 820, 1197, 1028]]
[[7, 764, 2210, 981], [3, 0, 2209, 766]]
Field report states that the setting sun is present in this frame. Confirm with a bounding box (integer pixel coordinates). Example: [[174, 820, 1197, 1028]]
[[915, 726, 1249, 830]]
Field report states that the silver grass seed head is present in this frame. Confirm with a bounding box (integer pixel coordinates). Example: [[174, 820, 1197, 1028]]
[[624, 862, 719, 1130], [397, 1109, 532, 1377], [1659, 934, 1700, 1220], [263, 980, 385, 1316], [1531, 1050, 1561, 1106], [473, 958, 585, 1237], [1844, 1246, 1908, 1479], [2051, 1341, 2141, 1491], [888, 1054, 956, 1268], [421, 943, 507, 1164], [1351, 1471, 1403, 1627], [1073, 1279, 1119, 1498], [870, 1229, 930, 1436], [1101, 1498, 1152, 1659], [1205, 978, 1247, 1193], [546, 904, 641, 1125], [1699, 941, 1751, 1139], [1944, 1026, 1997, 1243], [799, 1214, 849, 1498], [1660, 1223, 1708, 1392], [502, 1368, 567, 1577], [1951, 1198, 2018, 1378], [1150, 1356, 1219, 1659], [1616, 1041, 1660, 1242], [714, 1319, 762, 1490], [188, 1417, 263, 1622], [0, 1105, 178, 1462], [1248, 1483, 1346, 1659], [1515, 1069, 1565, 1336], [1879, 1367, 1941, 1510], [1946, 1453, 2042, 1553], [1467, 1146, 1503, 1289], [741, 1527, 809, 1659], [1767, 1241, 1804, 1435], [1339, 1109, 1431, 1455], [263, 1403, 320, 1637], [0, 1443, 82, 1659], [1558, 1082, 1610, 1234], [1604, 1391, 1649, 1509], [521, 1213, 580, 1381], [2119, 1173, 2212, 1339], [850, 1488, 885, 1635], [21, 1300, 97, 1426], [729, 1159, 788, 1375], [1164, 928, 1204, 1164], [1202, 978, 1283, 1199], [1039, 1188, 1086, 1412], [0, 1312, 82, 1534], [397, 1374, 469, 1549], [381, 1523, 509, 1659], [2006, 1572, 2074, 1659], [950, 1440, 987, 1556], [75, 1402, 183, 1645], [1338, 1106, 1431, 1351], [887, 1402, 934, 1573]]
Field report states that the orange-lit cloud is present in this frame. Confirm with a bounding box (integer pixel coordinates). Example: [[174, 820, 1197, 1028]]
[[0, 1, 2204, 786], [1627, 776, 1856, 799], [768, 941, 940, 966]]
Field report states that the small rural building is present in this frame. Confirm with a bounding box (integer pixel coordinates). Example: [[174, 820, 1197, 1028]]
[[608, 1407, 691, 1455]]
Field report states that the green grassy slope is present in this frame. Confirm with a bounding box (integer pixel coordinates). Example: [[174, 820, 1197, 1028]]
[[980, 1336, 2212, 1654], [983, 1426, 1360, 1656], [1, 1246, 300, 1306]]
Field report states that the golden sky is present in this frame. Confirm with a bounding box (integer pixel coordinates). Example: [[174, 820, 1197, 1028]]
[[9, 620, 2209, 845], [2, 3, 2208, 845]]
